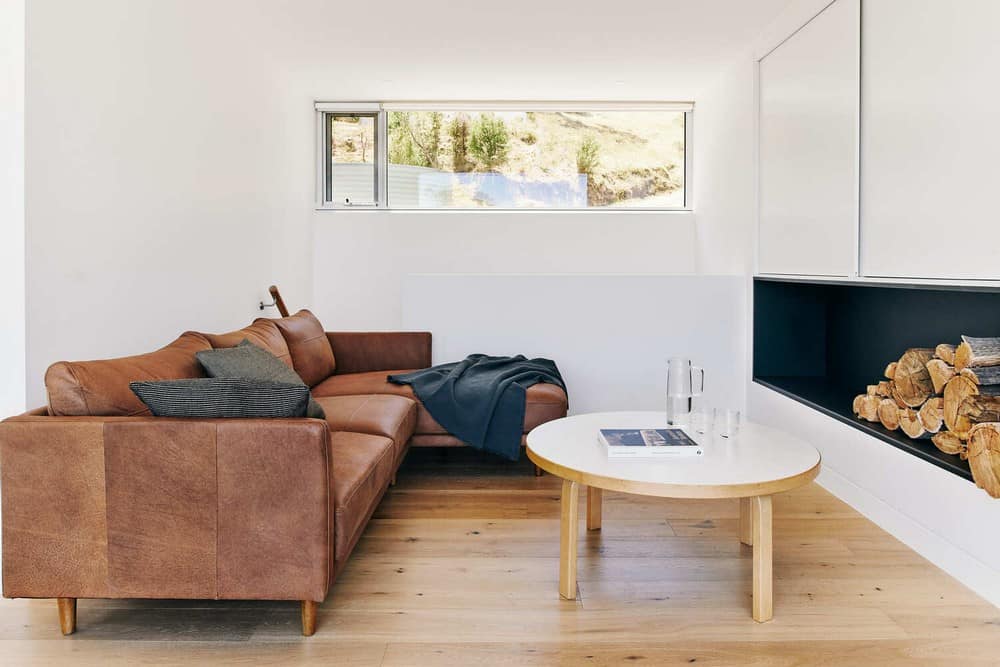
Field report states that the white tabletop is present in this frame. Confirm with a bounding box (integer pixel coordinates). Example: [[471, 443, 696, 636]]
[[526, 411, 821, 498]]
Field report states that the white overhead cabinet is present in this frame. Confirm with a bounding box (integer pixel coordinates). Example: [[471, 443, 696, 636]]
[[757, 0, 860, 277], [860, 0, 1000, 280]]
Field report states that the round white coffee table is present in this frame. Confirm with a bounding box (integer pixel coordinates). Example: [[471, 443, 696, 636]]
[[526, 411, 821, 622]]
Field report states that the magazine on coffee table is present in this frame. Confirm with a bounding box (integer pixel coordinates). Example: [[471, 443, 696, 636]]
[[598, 428, 702, 457]]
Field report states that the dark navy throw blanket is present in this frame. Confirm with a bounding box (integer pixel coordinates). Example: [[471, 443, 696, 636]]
[[388, 354, 566, 461]]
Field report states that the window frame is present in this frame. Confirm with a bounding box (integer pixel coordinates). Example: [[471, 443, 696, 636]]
[[315, 101, 694, 212]]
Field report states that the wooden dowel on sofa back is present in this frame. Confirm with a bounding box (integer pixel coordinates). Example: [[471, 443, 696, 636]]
[[269, 285, 290, 318]]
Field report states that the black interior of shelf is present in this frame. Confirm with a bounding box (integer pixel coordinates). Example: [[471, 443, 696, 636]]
[[753, 277, 1000, 482]]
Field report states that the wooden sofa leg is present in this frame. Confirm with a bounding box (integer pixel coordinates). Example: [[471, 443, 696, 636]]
[[57, 598, 76, 635], [301, 600, 318, 636]]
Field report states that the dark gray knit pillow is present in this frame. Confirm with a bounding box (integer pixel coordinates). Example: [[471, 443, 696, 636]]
[[195, 340, 325, 419], [130, 378, 310, 418]]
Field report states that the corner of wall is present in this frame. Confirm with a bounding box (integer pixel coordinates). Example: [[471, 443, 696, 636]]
[[0, 0, 26, 417]]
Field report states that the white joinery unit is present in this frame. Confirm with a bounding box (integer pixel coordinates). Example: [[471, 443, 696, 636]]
[[745, 0, 1000, 613], [860, 0, 1000, 281], [756, 0, 859, 277]]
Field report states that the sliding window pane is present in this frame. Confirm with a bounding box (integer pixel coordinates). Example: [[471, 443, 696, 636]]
[[327, 113, 377, 206], [386, 110, 684, 209]]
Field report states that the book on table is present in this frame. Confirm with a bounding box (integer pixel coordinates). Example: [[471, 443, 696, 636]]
[[598, 428, 703, 457]]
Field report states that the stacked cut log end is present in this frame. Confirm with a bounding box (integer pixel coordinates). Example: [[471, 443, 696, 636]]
[[852, 335, 1000, 498], [932, 431, 966, 458], [899, 408, 928, 439], [935, 344, 956, 365], [968, 424, 1000, 498], [877, 399, 900, 430], [926, 359, 955, 395], [918, 397, 944, 434], [893, 348, 935, 407]]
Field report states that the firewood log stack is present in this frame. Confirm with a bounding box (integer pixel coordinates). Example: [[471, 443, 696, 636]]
[[852, 335, 1000, 498]]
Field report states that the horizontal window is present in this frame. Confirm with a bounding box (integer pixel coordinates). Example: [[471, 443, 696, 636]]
[[317, 102, 692, 210]]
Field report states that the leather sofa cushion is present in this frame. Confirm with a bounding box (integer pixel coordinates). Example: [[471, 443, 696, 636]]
[[271, 310, 337, 387], [312, 370, 569, 435], [202, 320, 293, 367], [326, 332, 432, 374], [329, 432, 394, 562], [45, 332, 212, 416], [314, 395, 417, 463]]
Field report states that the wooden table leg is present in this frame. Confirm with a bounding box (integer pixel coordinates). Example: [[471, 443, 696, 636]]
[[739, 497, 753, 546], [751, 495, 773, 622], [586, 487, 602, 531], [559, 478, 580, 599]]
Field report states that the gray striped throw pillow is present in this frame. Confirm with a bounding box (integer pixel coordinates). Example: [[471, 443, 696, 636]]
[[130, 378, 310, 418], [196, 340, 326, 419]]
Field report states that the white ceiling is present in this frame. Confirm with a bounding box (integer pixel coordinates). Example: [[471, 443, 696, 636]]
[[244, 0, 797, 100], [27, 0, 796, 101]]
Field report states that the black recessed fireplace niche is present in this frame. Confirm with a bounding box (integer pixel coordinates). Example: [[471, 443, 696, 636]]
[[753, 276, 1000, 482]]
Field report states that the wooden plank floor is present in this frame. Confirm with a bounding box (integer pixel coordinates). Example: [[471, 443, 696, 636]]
[[1, 448, 998, 665]]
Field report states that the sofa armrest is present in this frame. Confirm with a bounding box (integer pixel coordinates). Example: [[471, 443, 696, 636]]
[[0, 415, 332, 603], [327, 331, 432, 374]]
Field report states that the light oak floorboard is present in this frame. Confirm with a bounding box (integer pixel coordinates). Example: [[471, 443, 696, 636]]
[[1, 448, 996, 664]]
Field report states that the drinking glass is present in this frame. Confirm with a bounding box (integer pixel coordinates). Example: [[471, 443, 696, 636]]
[[665, 358, 705, 426], [715, 409, 742, 438], [690, 398, 711, 434]]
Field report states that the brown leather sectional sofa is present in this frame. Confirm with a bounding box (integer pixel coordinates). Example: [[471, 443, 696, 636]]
[[0, 310, 568, 636]]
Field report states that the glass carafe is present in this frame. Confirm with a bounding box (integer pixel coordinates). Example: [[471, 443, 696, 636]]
[[666, 358, 705, 426]]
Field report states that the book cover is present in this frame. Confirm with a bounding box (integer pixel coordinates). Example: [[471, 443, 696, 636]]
[[599, 428, 702, 456]]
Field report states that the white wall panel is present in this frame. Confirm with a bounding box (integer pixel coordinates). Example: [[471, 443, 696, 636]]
[[861, 0, 1000, 280], [758, 0, 859, 276], [313, 211, 697, 330], [402, 275, 745, 416]]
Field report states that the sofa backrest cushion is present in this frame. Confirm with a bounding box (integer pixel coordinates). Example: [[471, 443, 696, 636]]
[[269, 310, 336, 387], [201, 319, 293, 367], [45, 331, 212, 416]]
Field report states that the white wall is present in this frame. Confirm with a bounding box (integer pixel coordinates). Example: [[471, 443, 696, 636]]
[[313, 211, 696, 329], [24, 1, 308, 406], [402, 274, 745, 415], [23, 0, 796, 406], [692, 57, 756, 275], [0, 0, 25, 418]]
